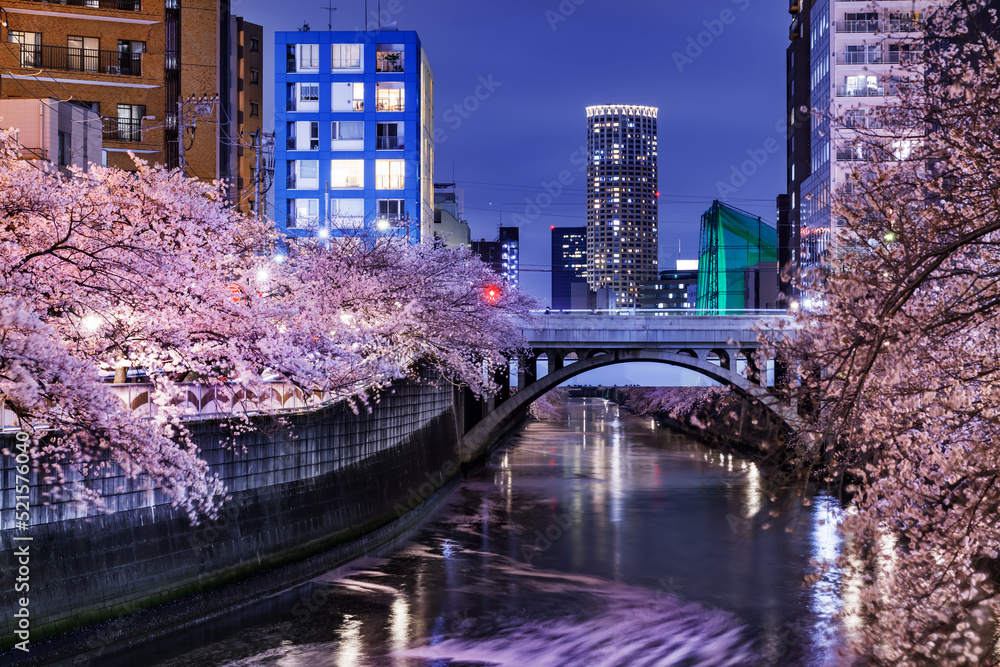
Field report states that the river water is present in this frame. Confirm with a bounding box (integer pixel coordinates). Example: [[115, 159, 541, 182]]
[[101, 397, 847, 666]]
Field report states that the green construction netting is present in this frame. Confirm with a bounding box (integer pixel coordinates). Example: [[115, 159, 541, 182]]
[[696, 201, 777, 311]]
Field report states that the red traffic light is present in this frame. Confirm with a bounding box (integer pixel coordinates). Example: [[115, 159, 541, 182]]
[[483, 284, 502, 306]]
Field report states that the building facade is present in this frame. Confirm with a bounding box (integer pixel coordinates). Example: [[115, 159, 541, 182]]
[[789, 0, 944, 271], [640, 261, 698, 312], [433, 182, 470, 247], [0, 0, 261, 211], [472, 226, 519, 287], [551, 226, 587, 310], [0, 97, 101, 171], [585, 104, 658, 309], [274, 29, 434, 243]]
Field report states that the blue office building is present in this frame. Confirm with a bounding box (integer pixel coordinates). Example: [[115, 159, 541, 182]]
[[274, 30, 434, 243]]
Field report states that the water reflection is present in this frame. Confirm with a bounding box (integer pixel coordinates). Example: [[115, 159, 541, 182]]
[[101, 398, 846, 667]]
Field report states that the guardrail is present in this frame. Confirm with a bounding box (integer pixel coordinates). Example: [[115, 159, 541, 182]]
[[0, 381, 336, 433]]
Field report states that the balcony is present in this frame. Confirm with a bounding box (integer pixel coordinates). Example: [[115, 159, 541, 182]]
[[376, 136, 404, 150], [17, 0, 140, 9], [102, 117, 142, 142], [837, 148, 869, 162], [376, 51, 403, 72], [375, 99, 404, 112], [18, 44, 142, 76], [837, 50, 923, 66], [835, 19, 880, 33]]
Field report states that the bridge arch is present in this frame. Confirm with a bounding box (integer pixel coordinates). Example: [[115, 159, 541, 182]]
[[460, 348, 798, 464]]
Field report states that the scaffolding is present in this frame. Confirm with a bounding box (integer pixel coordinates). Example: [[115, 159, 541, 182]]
[[696, 200, 778, 311]]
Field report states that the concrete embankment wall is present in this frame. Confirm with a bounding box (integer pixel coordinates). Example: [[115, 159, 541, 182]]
[[0, 377, 461, 649]]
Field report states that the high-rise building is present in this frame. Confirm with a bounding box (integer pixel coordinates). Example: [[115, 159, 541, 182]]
[[0, 0, 262, 212], [274, 29, 434, 243], [472, 226, 519, 287], [788, 0, 945, 271], [551, 226, 587, 310], [433, 182, 470, 247], [585, 104, 658, 309]]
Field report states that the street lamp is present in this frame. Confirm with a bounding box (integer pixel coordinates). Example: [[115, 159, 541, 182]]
[[376, 217, 390, 231]]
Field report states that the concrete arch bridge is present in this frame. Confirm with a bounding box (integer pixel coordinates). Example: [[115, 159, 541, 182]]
[[460, 312, 796, 464]]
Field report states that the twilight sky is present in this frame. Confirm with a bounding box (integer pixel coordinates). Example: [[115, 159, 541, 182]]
[[238, 0, 789, 307]]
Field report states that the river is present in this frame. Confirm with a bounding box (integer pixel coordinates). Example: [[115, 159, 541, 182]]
[[98, 397, 847, 666]]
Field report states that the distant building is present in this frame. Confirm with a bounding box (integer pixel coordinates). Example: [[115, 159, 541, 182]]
[[640, 260, 698, 311], [433, 182, 470, 247], [472, 226, 519, 287], [585, 104, 658, 308], [551, 226, 587, 310], [0, 98, 101, 173], [274, 29, 434, 242]]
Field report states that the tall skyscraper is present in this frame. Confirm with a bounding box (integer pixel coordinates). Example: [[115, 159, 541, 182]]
[[787, 0, 945, 272], [0, 0, 261, 212], [551, 226, 587, 310], [275, 30, 434, 243], [585, 104, 658, 309], [472, 226, 519, 287]]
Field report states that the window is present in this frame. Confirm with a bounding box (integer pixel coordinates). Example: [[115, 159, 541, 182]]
[[58, 131, 70, 166], [250, 69, 259, 84], [9, 31, 41, 68], [288, 121, 319, 150], [332, 43, 362, 70], [330, 160, 364, 188], [377, 199, 406, 221], [376, 122, 403, 150], [67, 36, 99, 72], [376, 44, 404, 72], [250, 102, 259, 117], [287, 160, 319, 190], [375, 160, 405, 189], [332, 82, 364, 111], [249, 37, 259, 52], [375, 82, 404, 111], [287, 199, 319, 229], [289, 82, 319, 111], [331, 121, 363, 150], [288, 43, 319, 72], [330, 198, 364, 227], [115, 104, 144, 142], [117, 40, 144, 76]]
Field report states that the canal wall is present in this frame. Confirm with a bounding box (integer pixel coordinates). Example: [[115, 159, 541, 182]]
[[0, 375, 463, 652]]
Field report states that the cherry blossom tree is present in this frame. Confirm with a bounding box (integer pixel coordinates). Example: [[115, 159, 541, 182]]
[[0, 134, 533, 521], [768, 2, 1000, 663]]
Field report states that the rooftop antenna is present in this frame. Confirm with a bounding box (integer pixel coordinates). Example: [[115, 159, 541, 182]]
[[321, 4, 336, 30]]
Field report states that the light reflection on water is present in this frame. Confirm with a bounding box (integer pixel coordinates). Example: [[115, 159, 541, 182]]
[[101, 397, 847, 667]]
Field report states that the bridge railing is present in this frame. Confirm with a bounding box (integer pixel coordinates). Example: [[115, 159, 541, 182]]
[[531, 308, 789, 317], [0, 381, 337, 434]]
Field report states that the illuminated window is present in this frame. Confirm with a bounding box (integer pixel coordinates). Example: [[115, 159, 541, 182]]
[[332, 82, 364, 111], [375, 160, 405, 189], [330, 160, 364, 188]]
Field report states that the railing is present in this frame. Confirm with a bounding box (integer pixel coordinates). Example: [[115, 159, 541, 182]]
[[375, 99, 404, 112], [837, 50, 922, 65], [102, 117, 142, 142], [26, 44, 142, 76], [0, 381, 337, 433], [376, 136, 403, 150], [530, 309, 789, 317], [835, 18, 922, 33], [837, 148, 869, 162], [17, 0, 140, 10]]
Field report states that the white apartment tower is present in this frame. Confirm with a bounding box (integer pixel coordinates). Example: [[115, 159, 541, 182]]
[[585, 104, 659, 309], [798, 0, 944, 267]]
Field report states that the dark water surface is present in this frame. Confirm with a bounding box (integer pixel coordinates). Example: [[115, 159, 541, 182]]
[[99, 398, 846, 666]]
